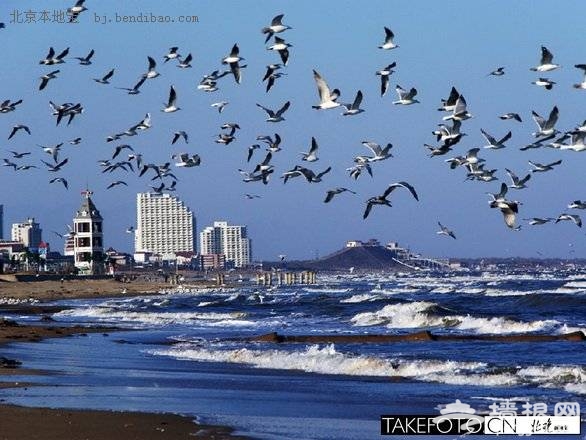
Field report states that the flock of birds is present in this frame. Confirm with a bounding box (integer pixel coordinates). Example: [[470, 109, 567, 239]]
[[2, 3, 586, 246]]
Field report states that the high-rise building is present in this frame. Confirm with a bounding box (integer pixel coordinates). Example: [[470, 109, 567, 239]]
[[11, 217, 42, 252], [135, 192, 196, 259], [73, 190, 104, 275], [0, 204, 3, 239], [200, 221, 251, 268]]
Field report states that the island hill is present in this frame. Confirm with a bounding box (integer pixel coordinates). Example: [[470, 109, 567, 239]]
[[277, 240, 450, 271]]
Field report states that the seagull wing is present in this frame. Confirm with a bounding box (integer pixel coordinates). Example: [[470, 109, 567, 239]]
[[499, 131, 512, 145], [544, 106, 559, 130], [103, 69, 115, 81], [383, 181, 419, 201], [316, 166, 332, 180], [147, 56, 157, 70], [362, 141, 382, 156], [256, 103, 274, 117], [363, 201, 374, 219], [309, 137, 319, 155], [271, 14, 284, 26], [275, 100, 290, 117], [168, 85, 177, 106], [540, 46, 553, 65], [380, 75, 389, 97], [352, 90, 363, 108], [313, 70, 332, 103], [480, 128, 497, 145]]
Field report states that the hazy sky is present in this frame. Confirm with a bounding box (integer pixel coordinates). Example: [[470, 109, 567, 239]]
[[1, 0, 585, 260]]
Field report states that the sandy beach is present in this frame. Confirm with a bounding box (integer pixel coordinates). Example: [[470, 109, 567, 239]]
[[0, 278, 249, 440]]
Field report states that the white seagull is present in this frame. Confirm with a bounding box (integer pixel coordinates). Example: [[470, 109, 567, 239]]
[[300, 137, 320, 162], [363, 181, 419, 219], [568, 200, 586, 209], [530, 46, 560, 72], [267, 36, 292, 65], [393, 85, 419, 105], [177, 53, 193, 68], [532, 106, 559, 138], [378, 27, 399, 50], [93, 68, 115, 84], [555, 214, 582, 228], [311, 70, 340, 109], [256, 101, 290, 122], [361, 141, 393, 162], [162, 86, 180, 112], [481, 128, 512, 149], [144, 56, 160, 79], [523, 217, 553, 226], [437, 222, 456, 239], [443, 95, 472, 121], [261, 14, 292, 43], [341, 90, 365, 116], [528, 159, 562, 173], [505, 168, 531, 189], [376, 62, 396, 96], [573, 64, 586, 89], [211, 101, 229, 113], [324, 188, 356, 203]]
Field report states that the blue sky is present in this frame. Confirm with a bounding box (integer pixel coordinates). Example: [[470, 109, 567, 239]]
[[1, 0, 585, 260]]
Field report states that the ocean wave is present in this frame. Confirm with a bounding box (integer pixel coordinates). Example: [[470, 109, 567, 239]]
[[56, 307, 247, 327], [340, 294, 381, 303], [350, 302, 561, 334], [303, 287, 352, 293]]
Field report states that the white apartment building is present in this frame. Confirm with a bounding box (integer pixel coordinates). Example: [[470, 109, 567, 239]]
[[11, 217, 42, 252], [135, 193, 196, 259], [200, 221, 251, 268]]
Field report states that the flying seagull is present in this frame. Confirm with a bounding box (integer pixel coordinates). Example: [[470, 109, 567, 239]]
[[267, 36, 292, 65], [74, 49, 94, 65], [488, 67, 505, 76], [8, 124, 31, 140], [379, 27, 398, 50], [67, 0, 88, 22], [41, 157, 68, 172], [312, 70, 340, 109], [393, 85, 419, 105], [555, 214, 582, 228], [341, 90, 365, 116], [69, 137, 82, 145], [107, 181, 128, 189], [532, 77, 556, 90], [9, 150, 31, 159], [324, 187, 356, 203], [39, 70, 59, 90], [438, 87, 460, 112], [361, 141, 393, 162], [222, 43, 245, 84], [93, 68, 115, 84], [116, 76, 146, 95], [437, 222, 456, 239], [499, 112, 522, 123], [177, 53, 193, 68], [523, 217, 553, 226], [245, 194, 261, 200], [528, 159, 562, 173], [256, 101, 290, 122], [568, 200, 586, 210], [376, 62, 396, 96], [573, 64, 586, 89], [505, 168, 531, 189], [39, 47, 69, 65], [363, 182, 419, 219], [530, 46, 560, 72], [443, 95, 472, 121], [261, 14, 291, 43], [162, 85, 180, 112], [172, 153, 201, 168], [49, 177, 68, 189], [112, 144, 134, 159], [163, 47, 181, 63], [300, 137, 320, 162], [211, 101, 229, 113], [144, 56, 160, 79], [172, 131, 188, 144], [481, 128, 512, 149]]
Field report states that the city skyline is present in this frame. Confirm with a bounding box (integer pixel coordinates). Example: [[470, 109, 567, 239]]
[[1, 1, 586, 260]]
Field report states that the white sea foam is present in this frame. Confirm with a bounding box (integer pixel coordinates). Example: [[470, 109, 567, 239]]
[[562, 281, 586, 289], [340, 294, 381, 303], [564, 383, 586, 395], [350, 302, 559, 334], [517, 365, 586, 387], [56, 307, 247, 327], [303, 287, 352, 293]]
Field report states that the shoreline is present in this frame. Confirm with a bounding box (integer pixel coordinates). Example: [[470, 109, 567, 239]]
[[0, 286, 250, 440]]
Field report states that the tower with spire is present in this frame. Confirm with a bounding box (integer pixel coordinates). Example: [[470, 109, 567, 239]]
[[73, 189, 104, 275]]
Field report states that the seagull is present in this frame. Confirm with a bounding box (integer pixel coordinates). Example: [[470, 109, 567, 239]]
[[222, 44, 245, 84], [569, 200, 586, 209], [499, 112, 522, 123], [211, 101, 229, 113], [555, 214, 582, 228], [443, 95, 472, 121], [74, 49, 94, 65], [300, 137, 320, 162], [8, 124, 31, 140], [221, 123, 240, 134], [481, 128, 512, 149], [489, 192, 520, 229], [38, 143, 63, 162], [256, 101, 290, 122], [239, 167, 274, 184], [247, 144, 260, 162], [361, 141, 393, 162], [573, 64, 586, 89], [265, 72, 286, 93], [267, 36, 292, 65], [112, 144, 134, 159], [532, 77, 555, 90], [67, 0, 88, 22], [9, 150, 31, 159], [261, 14, 292, 43], [433, 120, 466, 143], [505, 168, 531, 189], [438, 87, 460, 112], [69, 137, 82, 145], [376, 62, 396, 97], [93, 68, 115, 84], [311, 70, 340, 109], [347, 163, 373, 180], [324, 187, 356, 203], [177, 53, 193, 68], [126, 226, 135, 234], [116, 76, 146, 95], [0, 99, 23, 113], [2, 159, 17, 170], [393, 85, 419, 105], [144, 56, 160, 79], [519, 133, 555, 151], [263, 63, 282, 81], [528, 159, 562, 173], [39, 47, 69, 65], [437, 222, 456, 239], [172, 131, 188, 144], [0, 23, 5, 29], [49, 177, 68, 189], [363, 182, 418, 219], [253, 152, 273, 173], [172, 153, 201, 167], [41, 157, 68, 172], [523, 217, 553, 225], [107, 181, 128, 189], [425, 143, 453, 157], [163, 47, 181, 63], [245, 194, 261, 199], [257, 133, 282, 152], [488, 67, 505, 76], [162, 85, 180, 112], [379, 27, 399, 50], [341, 90, 365, 116], [530, 46, 560, 72], [555, 131, 586, 152], [39, 70, 59, 91]]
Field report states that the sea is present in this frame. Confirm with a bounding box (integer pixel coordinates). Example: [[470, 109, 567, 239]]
[[1, 268, 585, 439]]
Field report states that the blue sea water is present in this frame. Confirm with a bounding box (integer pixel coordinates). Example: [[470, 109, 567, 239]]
[[1, 269, 585, 439]]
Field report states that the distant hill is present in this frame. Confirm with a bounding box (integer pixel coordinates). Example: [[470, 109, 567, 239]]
[[281, 244, 411, 271]]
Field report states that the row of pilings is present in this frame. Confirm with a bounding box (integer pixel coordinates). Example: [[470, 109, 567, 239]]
[[256, 271, 317, 286]]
